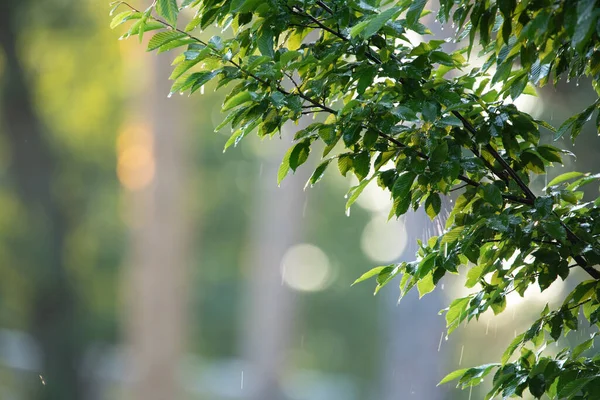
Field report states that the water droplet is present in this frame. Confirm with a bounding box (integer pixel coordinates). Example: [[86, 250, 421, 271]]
[[241, 371, 244, 389], [200, 85, 205, 95], [438, 331, 444, 352], [39, 375, 46, 386], [458, 345, 465, 365], [345, 208, 351, 217], [167, 92, 173, 98], [486, 319, 490, 335]]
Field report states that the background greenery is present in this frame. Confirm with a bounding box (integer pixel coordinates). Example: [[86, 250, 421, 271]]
[[0, 0, 599, 399]]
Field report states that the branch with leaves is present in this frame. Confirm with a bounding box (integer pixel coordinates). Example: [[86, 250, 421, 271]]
[[110, 0, 600, 398]]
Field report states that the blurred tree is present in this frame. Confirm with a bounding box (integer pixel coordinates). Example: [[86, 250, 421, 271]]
[[121, 51, 192, 399], [0, 2, 82, 399], [241, 124, 309, 400]]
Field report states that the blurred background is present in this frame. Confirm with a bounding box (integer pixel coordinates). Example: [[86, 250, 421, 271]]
[[0, 1, 598, 399]]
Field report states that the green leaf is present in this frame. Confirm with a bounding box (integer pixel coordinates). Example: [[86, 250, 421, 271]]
[[392, 172, 416, 199], [338, 154, 353, 176], [541, 220, 567, 242], [289, 141, 310, 172], [417, 272, 435, 298], [352, 266, 387, 286], [438, 368, 469, 386], [346, 177, 373, 211], [501, 333, 525, 364], [440, 226, 465, 244], [554, 114, 578, 141], [571, 0, 597, 52], [257, 27, 275, 58], [277, 146, 293, 185], [509, 73, 528, 100], [528, 373, 546, 398], [349, 20, 370, 38], [558, 377, 593, 398], [306, 159, 331, 188], [547, 171, 585, 187], [169, 58, 202, 80], [375, 265, 401, 294], [445, 296, 470, 333], [156, 0, 179, 26], [572, 334, 596, 359], [360, 7, 402, 38], [148, 31, 186, 51], [353, 152, 370, 181], [425, 193, 441, 219], [465, 265, 484, 288], [480, 184, 503, 208], [110, 10, 134, 29], [406, 0, 427, 27], [222, 91, 253, 111]]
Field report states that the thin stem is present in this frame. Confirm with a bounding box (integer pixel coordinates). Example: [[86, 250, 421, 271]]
[[449, 184, 468, 192]]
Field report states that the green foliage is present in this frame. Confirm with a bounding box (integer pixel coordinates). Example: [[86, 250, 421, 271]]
[[111, 0, 600, 398]]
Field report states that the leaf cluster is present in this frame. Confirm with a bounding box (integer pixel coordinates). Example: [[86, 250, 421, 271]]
[[110, 0, 600, 398]]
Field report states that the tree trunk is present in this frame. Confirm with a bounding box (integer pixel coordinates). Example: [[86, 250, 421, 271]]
[[122, 49, 191, 400], [241, 128, 309, 400], [0, 3, 82, 399]]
